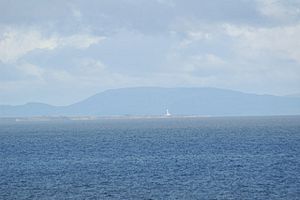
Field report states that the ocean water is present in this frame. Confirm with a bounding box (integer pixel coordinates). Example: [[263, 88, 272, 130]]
[[0, 116, 299, 200]]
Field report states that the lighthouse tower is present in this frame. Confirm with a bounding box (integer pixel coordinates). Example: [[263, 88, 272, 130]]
[[165, 109, 171, 116]]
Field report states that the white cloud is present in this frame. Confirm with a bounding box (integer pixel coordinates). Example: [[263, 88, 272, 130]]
[[1, 0, 300, 105], [193, 54, 225, 66], [0, 27, 105, 63], [0, 58, 138, 104], [157, 21, 300, 95], [224, 23, 300, 63], [60, 34, 105, 49], [0, 28, 57, 63], [16, 62, 44, 80], [179, 54, 226, 73], [178, 30, 212, 48], [257, 0, 300, 21]]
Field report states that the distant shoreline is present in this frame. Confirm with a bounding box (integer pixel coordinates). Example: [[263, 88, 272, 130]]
[[0, 115, 299, 122], [3, 115, 211, 122]]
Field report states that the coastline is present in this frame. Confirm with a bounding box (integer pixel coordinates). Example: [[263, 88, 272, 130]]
[[0, 114, 299, 122]]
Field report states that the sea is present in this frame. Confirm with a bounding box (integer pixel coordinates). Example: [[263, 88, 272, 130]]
[[0, 116, 299, 199]]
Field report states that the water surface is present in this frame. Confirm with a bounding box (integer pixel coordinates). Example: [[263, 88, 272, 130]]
[[0, 116, 299, 199]]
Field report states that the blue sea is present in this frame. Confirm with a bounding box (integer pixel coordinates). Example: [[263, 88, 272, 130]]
[[0, 116, 299, 199]]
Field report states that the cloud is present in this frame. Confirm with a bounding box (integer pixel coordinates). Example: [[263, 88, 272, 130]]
[[0, 27, 105, 63], [0, 0, 300, 105], [257, 0, 300, 22], [60, 34, 105, 49], [224, 23, 300, 63], [16, 62, 44, 80], [0, 58, 138, 105], [190, 54, 226, 67], [156, 20, 300, 95], [0, 28, 56, 63]]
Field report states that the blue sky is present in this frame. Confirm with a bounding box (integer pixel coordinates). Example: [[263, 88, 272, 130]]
[[0, 0, 300, 105]]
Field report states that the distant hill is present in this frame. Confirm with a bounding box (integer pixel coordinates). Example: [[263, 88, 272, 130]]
[[1, 87, 300, 117], [0, 102, 61, 117]]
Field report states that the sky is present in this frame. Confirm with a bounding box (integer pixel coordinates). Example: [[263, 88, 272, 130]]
[[0, 0, 300, 105]]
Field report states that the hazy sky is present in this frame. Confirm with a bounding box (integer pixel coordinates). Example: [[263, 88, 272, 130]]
[[0, 0, 300, 105]]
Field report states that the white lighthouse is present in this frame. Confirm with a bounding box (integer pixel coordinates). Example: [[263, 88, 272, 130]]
[[165, 109, 171, 116]]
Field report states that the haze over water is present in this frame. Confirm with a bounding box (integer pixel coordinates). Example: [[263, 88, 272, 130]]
[[1, 0, 300, 199], [1, 116, 299, 199]]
